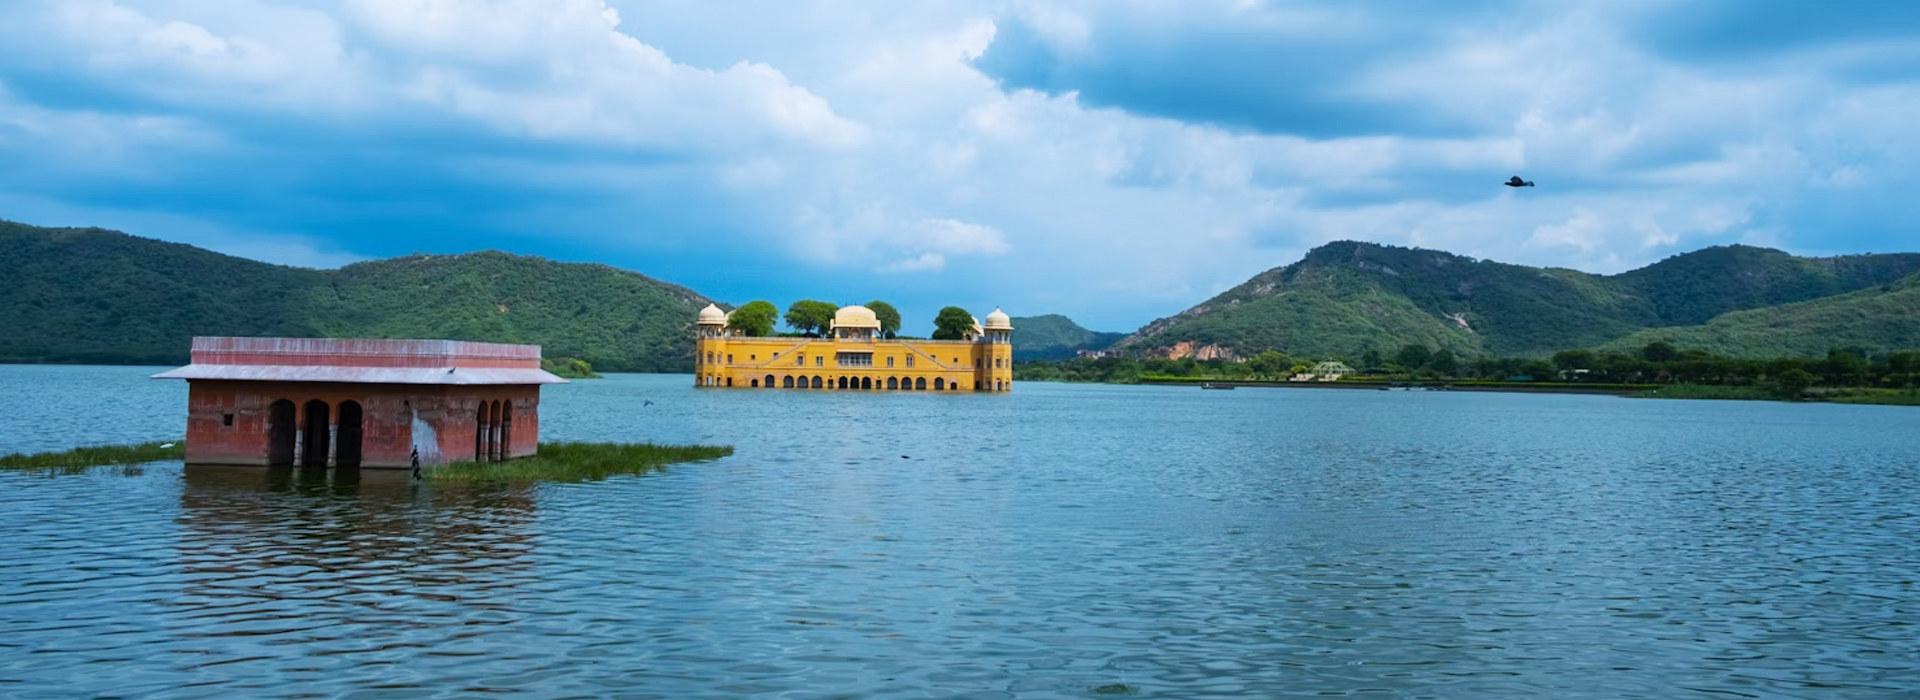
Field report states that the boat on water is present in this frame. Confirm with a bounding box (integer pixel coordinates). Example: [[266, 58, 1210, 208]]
[[1200, 383, 1236, 390]]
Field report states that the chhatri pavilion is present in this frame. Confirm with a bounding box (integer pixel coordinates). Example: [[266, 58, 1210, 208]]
[[693, 304, 1013, 392]]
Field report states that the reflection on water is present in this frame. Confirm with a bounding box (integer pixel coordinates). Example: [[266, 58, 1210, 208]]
[[3, 368, 1919, 698]]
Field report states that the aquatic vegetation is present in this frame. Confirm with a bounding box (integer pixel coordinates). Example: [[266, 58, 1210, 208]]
[[0, 441, 184, 473], [1633, 384, 1778, 401], [428, 441, 732, 483]]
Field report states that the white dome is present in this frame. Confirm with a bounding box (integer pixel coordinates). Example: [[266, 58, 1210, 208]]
[[697, 303, 727, 324], [984, 308, 1012, 330], [833, 305, 881, 329]]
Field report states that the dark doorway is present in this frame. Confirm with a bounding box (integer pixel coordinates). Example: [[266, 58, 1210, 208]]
[[301, 400, 331, 467], [336, 401, 364, 468], [268, 399, 296, 466], [489, 400, 503, 462], [500, 401, 514, 461], [475, 401, 491, 462]]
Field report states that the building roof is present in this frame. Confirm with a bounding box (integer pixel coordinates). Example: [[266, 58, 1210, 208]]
[[832, 305, 881, 329], [698, 303, 727, 324], [152, 337, 567, 385], [984, 308, 1012, 330]]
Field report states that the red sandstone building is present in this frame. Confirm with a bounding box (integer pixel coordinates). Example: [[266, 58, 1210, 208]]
[[153, 337, 567, 468]]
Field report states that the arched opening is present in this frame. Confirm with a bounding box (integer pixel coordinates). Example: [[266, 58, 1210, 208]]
[[838, 376, 849, 389], [934, 378, 945, 390], [975, 381, 982, 390], [765, 374, 774, 388], [301, 400, 331, 467], [489, 400, 503, 462], [811, 376, 823, 389], [751, 379, 759, 388], [782, 376, 793, 388], [336, 401, 364, 468], [887, 377, 899, 390], [915, 377, 927, 390], [475, 401, 491, 462], [268, 399, 296, 466], [861, 377, 873, 390], [500, 401, 514, 461], [726, 377, 733, 387]]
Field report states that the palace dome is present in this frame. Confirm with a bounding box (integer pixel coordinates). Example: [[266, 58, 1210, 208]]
[[833, 305, 881, 329], [983, 308, 1012, 330], [698, 303, 727, 324]]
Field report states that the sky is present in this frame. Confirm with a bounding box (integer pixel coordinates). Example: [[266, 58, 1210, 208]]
[[2, 0, 1917, 333]]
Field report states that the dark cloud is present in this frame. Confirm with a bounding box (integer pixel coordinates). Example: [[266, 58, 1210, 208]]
[[1632, 0, 1920, 64], [972, 5, 1516, 139]]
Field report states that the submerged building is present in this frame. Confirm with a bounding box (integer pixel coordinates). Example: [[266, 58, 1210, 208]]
[[152, 337, 567, 468], [693, 304, 1014, 392]]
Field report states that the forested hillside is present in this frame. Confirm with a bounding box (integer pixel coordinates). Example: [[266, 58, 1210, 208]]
[[1119, 241, 1920, 360], [0, 220, 713, 371], [1008, 315, 1125, 360], [1603, 272, 1920, 358]]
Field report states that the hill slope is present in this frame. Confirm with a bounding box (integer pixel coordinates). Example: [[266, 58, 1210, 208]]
[[1008, 315, 1125, 360], [1602, 272, 1920, 358], [0, 220, 713, 370], [1119, 241, 1920, 360]]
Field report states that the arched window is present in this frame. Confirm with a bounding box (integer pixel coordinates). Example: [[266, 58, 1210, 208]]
[[915, 377, 927, 390], [475, 401, 491, 462], [861, 377, 872, 390], [887, 377, 899, 390], [337, 400, 364, 468], [500, 401, 514, 461], [302, 399, 331, 467], [934, 378, 945, 390], [811, 376, 823, 389], [765, 374, 774, 388], [489, 400, 503, 462], [783, 375, 795, 388], [268, 399, 296, 466], [838, 376, 849, 389]]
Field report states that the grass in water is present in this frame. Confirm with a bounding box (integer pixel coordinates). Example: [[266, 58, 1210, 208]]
[[0, 441, 185, 474], [428, 441, 733, 483], [1634, 384, 1778, 401]]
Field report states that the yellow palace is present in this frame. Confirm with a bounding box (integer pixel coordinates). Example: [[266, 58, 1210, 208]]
[[694, 304, 1014, 392]]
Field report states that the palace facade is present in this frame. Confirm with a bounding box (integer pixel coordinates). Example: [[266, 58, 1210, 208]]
[[694, 304, 1013, 392]]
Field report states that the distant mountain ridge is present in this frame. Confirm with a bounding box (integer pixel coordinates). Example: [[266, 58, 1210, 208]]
[[1008, 314, 1125, 361], [1119, 241, 1920, 360], [0, 220, 713, 370]]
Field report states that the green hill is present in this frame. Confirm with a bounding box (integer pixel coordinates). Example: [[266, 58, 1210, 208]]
[[1602, 272, 1920, 358], [1009, 314, 1125, 360], [1119, 241, 1920, 360], [0, 220, 713, 371]]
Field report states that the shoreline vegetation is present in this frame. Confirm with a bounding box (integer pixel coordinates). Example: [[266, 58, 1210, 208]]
[[541, 357, 602, 379], [428, 442, 733, 483], [1016, 341, 1920, 406], [0, 441, 184, 473]]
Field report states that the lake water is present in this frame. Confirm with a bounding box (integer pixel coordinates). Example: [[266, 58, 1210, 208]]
[[2, 365, 1918, 698]]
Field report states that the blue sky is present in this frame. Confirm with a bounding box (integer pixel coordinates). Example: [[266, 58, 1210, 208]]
[[2, 0, 1917, 333]]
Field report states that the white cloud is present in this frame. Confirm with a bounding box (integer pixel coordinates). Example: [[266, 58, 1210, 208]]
[[2, 0, 1916, 331], [878, 253, 945, 274]]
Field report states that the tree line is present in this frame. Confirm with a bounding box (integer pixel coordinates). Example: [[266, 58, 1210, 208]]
[[1017, 341, 1920, 397], [722, 300, 982, 340]]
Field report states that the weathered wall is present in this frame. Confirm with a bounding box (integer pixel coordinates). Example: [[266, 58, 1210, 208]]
[[183, 382, 541, 468]]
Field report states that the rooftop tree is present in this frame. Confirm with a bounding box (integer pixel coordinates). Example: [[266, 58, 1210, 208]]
[[727, 300, 778, 337], [931, 306, 975, 340], [865, 300, 902, 338], [784, 300, 837, 336]]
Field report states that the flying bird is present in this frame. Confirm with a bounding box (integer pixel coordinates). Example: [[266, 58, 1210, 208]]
[[1505, 176, 1535, 187]]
